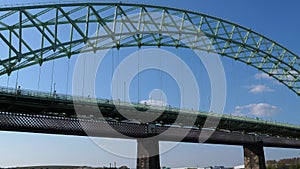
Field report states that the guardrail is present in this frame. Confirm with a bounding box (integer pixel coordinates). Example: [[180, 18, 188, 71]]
[[0, 86, 299, 130]]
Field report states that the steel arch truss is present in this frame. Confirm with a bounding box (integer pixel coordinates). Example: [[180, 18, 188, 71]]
[[0, 3, 299, 95]]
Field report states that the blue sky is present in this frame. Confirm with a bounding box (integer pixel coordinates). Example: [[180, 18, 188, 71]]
[[0, 0, 299, 168]]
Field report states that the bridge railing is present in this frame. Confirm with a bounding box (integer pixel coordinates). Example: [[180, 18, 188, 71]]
[[0, 86, 299, 130]]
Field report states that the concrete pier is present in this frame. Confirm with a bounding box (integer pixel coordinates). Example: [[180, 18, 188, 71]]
[[244, 143, 266, 169], [136, 139, 160, 169]]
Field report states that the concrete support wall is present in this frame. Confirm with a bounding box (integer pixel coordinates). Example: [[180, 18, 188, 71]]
[[136, 139, 160, 169], [244, 143, 266, 169]]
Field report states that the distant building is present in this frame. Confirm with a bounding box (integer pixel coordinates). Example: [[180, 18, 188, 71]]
[[212, 166, 225, 169], [14, 166, 94, 169], [233, 165, 245, 169], [170, 166, 235, 169], [8, 166, 128, 169], [170, 168, 204, 169]]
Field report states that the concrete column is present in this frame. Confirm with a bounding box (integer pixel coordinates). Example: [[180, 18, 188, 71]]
[[136, 139, 160, 169], [243, 143, 266, 169]]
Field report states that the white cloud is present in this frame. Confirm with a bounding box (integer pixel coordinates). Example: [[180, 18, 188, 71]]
[[249, 84, 274, 93], [255, 72, 273, 80], [286, 70, 298, 81], [255, 70, 298, 83], [254, 72, 281, 85], [233, 103, 281, 117], [139, 99, 167, 106]]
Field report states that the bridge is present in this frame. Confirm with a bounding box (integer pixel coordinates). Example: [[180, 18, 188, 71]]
[[0, 2, 299, 169]]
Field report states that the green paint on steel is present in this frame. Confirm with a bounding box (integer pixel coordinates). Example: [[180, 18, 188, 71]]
[[0, 2, 298, 95]]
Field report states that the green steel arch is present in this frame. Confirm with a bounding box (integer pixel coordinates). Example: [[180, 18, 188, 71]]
[[0, 2, 299, 95]]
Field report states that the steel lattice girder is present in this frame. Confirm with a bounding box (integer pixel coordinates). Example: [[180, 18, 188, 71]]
[[0, 2, 299, 95]]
